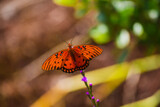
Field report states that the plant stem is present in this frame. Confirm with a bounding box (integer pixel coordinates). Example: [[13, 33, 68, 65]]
[[80, 70, 97, 106]]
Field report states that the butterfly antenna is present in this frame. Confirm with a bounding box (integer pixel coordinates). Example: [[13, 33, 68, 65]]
[[70, 36, 75, 45], [56, 35, 68, 45], [64, 40, 69, 45], [70, 31, 80, 45]]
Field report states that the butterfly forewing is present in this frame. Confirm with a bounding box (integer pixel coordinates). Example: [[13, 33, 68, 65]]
[[42, 49, 68, 71], [73, 45, 103, 60]]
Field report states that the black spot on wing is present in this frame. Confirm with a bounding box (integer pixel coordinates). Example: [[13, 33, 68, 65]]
[[77, 60, 89, 70], [61, 60, 90, 73], [51, 66, 53, 70], [55, 53, 58, 58], [83, 45, 86, 50], [54, 66, 56, 69]]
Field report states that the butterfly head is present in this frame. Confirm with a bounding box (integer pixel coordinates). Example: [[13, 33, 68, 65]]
[[68, 43, 73, 49]]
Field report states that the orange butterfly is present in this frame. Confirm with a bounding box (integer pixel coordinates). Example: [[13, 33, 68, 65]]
[[42, 43, 103, 73]]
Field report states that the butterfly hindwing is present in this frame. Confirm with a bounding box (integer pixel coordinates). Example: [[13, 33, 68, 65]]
[[61, 51, 89, 73], [61, 53, 76, 73], [74, 51, 89, 70], [73, 45, 103, 60], [42, 49, 68, 71]]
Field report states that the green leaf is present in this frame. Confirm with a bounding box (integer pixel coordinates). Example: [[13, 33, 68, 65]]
[[89, 24, 110, 44], [115, 29, 130, 49], [53, 0, 77, 7]]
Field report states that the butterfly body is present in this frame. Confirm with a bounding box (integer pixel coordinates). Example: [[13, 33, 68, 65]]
[[42, 43, 103, 73]]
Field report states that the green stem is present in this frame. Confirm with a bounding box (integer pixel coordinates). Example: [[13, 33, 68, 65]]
[[97, 102, 99, 107], [84, 81, 96, 106], [81, 71, 97, 106]]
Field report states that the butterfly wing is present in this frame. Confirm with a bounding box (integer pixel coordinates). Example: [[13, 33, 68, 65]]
[[61, 52, 76, 73], [73, 45, 103, 60], [42, 45, 102, 73], [74, 52, 89, 70], [42, 49, 68, 71], [61, 51, 89, 73]]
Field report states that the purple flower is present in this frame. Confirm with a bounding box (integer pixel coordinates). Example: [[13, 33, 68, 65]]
[[82, 76, 88, 82], [89, 83, 92, 87], [97, 99, 100, 102], [86, 92, 89, 95], [91, 96, 94, 99], [80, 70, 83, 73]]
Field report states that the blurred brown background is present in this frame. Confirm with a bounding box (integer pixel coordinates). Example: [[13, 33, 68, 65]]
[[0, 0, 160, 107]]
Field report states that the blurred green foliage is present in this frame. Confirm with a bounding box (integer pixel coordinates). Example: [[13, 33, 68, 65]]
[[54, 0, 77, 7], [122, 90, 160, 107], [53, 0, 160, 52], [89, 24, 110, 44]]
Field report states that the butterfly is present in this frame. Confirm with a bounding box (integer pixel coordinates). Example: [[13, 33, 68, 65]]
[[42, 43, 103, 73]]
